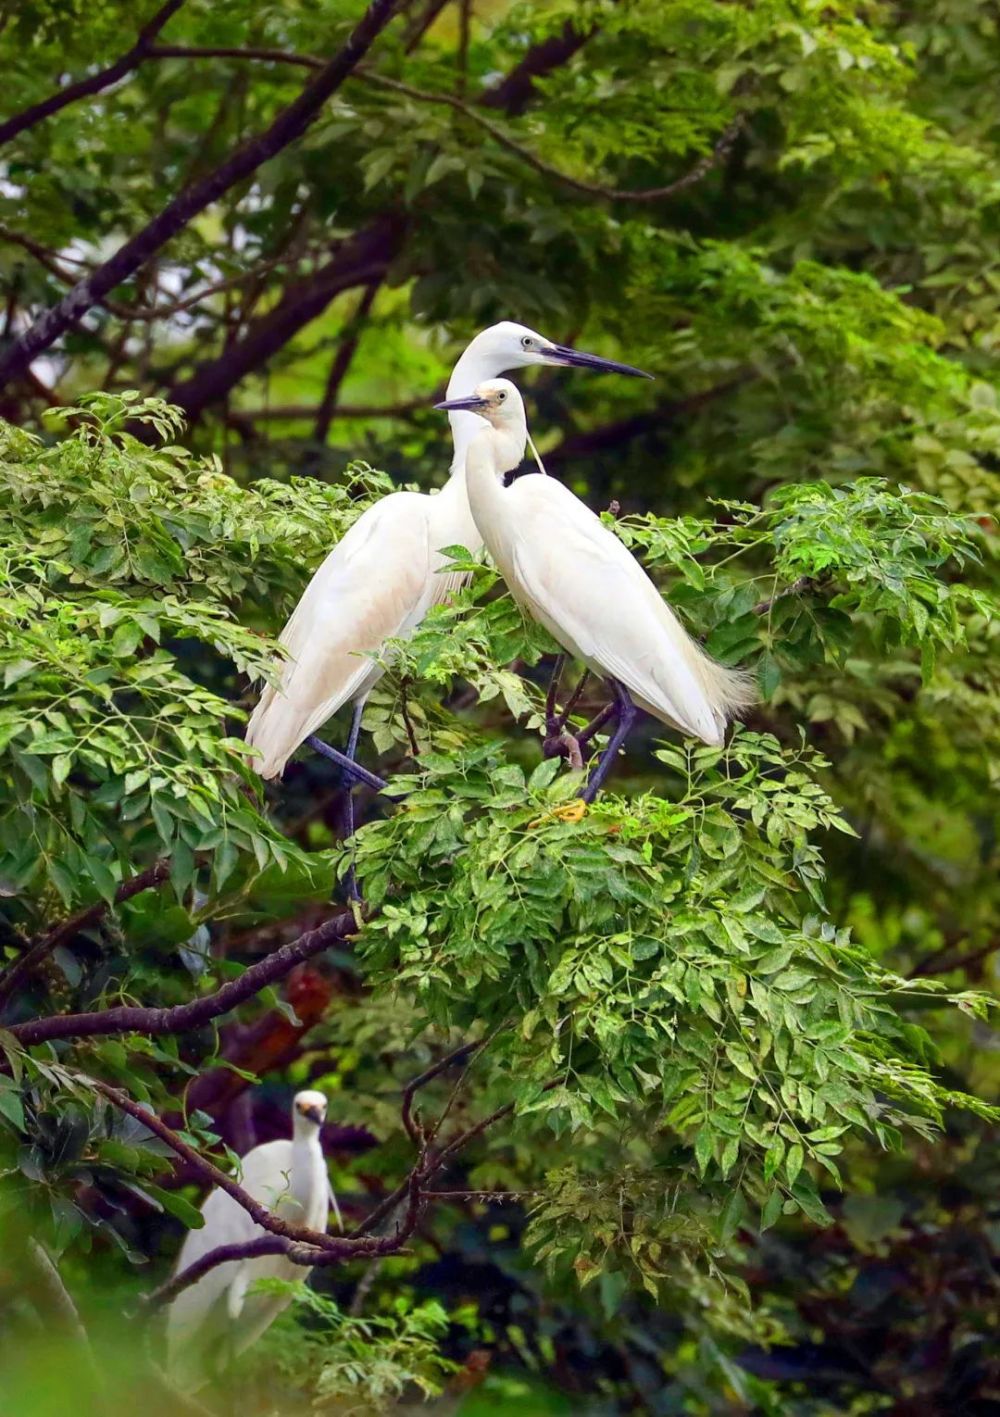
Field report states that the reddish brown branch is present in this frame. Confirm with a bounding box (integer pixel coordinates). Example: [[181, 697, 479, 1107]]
[[0, 858, 171, 1010], [0, 0, 402, 387], [0, 0, 186, 149], [8, 908, 359, 1046]]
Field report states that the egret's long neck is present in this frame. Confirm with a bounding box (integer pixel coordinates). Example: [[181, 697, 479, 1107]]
[[293, 1118, 321, 1151], [446, 340, 506, 474], [464, 419, 526, 498]]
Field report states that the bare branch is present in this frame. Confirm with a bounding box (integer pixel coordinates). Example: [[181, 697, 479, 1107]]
[[0, 0, 403, 387], [0, 0, 186, 149], [8, 907, 360, 1046], [147, 44, 319, 70], [0, 858, 170, 1009]]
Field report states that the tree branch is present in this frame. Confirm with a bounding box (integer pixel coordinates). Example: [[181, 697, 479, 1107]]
[[225, 398, 426, 422], [359, 71, 746, 204], [164, 217, 402, 423], [544, 374, 756, 467], [313, 278, 382, 445], [752, 575, 814, 617], [0, 858, 171, 1010], [480, 16, 595, 115], [7, 907, 360, 1046], [0, 0, 402, 388], [0, 0, 186, 148], [92, 1080, 366, 1251]]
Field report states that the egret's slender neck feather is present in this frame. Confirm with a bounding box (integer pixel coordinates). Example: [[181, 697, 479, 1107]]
[[466, 422, 527, 483]]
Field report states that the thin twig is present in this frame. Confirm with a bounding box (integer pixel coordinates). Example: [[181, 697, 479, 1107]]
[[752, 575, 813, 616], [356, 70, 746, 203], [544, 654, 566, 735]]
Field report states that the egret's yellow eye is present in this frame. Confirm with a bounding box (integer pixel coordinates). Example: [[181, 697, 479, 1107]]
[[521, 336, 533, 347], [498, 391, 507, 401]]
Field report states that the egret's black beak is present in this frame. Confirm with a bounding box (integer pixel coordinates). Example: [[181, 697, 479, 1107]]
[[302, 1105, 324, 1125], [542, 344, 653, 379], [434, 394, 491, 412]]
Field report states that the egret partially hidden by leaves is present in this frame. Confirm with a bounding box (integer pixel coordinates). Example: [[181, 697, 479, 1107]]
[[165, 1090, 333, 1389], [245, 322, 650, 784], [435, 379, 754, 802]]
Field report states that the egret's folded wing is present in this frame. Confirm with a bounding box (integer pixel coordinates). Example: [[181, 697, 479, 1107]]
[[246, 492, 432, 777], [506, 479, 746, 743], [165, 1186, 261, 1372]]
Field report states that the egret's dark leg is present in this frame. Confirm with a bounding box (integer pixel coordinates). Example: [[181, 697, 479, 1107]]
[[544, 654, 566, 737], [306, 733, 387, 792], [340, 700, 367, 902], [581, 681, 638, 803]]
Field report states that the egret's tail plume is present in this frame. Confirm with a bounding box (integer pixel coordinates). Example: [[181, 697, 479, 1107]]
[[245, 687, 307, 780], [691, 643, 757, 741]]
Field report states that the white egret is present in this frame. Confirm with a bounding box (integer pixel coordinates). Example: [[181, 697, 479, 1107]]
[[245, 322, 650, 788], [434, 379, 754, 802], [165, 1089, 333, 1388]]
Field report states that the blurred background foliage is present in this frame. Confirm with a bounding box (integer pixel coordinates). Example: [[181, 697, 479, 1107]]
[[1, 0, 999, 1412]]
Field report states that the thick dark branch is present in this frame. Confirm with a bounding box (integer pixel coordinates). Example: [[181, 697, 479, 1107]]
[[0, 0, 402, 387], [0, 858, 170, 1010], [314, 278, 382, 444], [910, 937, 998, 979], [480, 17, 594, 115], [8, 908, 359, 1046], [545, 374, 756, 467], [0, 0, 186, 148], [226, 398, 425, 422], [165, 217, 402, 422]]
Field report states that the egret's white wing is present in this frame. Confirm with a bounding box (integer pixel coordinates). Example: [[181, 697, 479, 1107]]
[[166, 1140, 329, 1384], [502, 477, 750, 743], [246, 491, 434, 778], [164, 1184, 261, 1380]]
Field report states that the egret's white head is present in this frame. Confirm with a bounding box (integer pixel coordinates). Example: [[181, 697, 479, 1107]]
[[292, 1089, 327, 1131], [435, 379, 528, 476], [435, 377, 525, 427], [464, 321, 652, 379]]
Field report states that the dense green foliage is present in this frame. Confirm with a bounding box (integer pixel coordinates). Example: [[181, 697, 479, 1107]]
[[1, 0, 999, 1412]]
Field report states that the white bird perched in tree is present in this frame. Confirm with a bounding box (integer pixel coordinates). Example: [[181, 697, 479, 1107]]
[[165, 1089, 333, 1389], [245, 322, 650, 789], [434, 379, 754, 802]]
